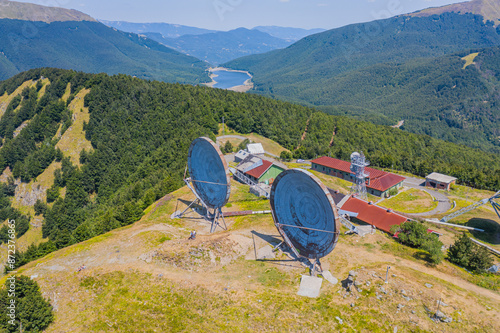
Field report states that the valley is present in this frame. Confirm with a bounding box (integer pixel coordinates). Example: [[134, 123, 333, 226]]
[[0, 0, 500, 332]]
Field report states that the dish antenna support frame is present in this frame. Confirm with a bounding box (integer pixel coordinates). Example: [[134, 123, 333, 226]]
[[173, 137, 231, 233], [270, 169, 340, 276]]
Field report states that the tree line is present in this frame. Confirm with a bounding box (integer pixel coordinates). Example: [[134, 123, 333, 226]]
[[0, 68, 498, 270]]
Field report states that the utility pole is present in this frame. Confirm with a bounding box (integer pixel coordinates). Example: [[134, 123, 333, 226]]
[[385, 266, 391, 284], [222, 116, 225, 136]]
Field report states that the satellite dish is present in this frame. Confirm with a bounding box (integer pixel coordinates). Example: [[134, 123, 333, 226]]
[[188, 137, 230, 209], [270, 169, 340, 261], [174, 137, 230, 233]]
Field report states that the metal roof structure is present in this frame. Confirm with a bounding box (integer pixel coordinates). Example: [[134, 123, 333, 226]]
[[237, 155, 263, 173], [340, 196, 408, 234], [246, 159, 274, 179], [311, 156, 405, 192], [237, 154, 285, 180], [234, 149, 250, 162], [270, 169, 340, 261], [426, 172, 457, 184], [247, 143, 265, 155]]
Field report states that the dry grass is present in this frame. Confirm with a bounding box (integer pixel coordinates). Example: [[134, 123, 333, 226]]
[[0, 178, 497, 332], [307, 168, 352, 194], [0, 80, 35, 117], [245, 133, 290, 155], [216, 125, 290, 155], [0, 106, 498, 332], [462, 52, 479, 69], [55, 88, 93, 166], [61, 82, 71, 102], [380, 188, 438, 213], [37, 78, 51, 100]]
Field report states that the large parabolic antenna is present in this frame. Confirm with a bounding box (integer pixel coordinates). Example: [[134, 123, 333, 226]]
[[270, 169, 340, 273], [174, 137, 230, 232], [188, 137, 230, 208]]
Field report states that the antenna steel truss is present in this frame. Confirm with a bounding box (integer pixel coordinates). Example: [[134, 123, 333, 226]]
[[174, 177, 227, 233], [440, 190, 500, 222], [349, 152, 369, 200]]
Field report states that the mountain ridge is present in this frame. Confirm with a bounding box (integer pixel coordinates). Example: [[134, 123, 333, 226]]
[[0, 19, 209, 83], [147, 27, 292, 65], [224, 12, 500, 154], [409, 0, 500, 24], [0, 0, 96, 23], [100, 20, 216, 38]]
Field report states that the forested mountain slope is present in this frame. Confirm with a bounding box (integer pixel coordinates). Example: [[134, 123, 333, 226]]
[[0, 68, 499, 269], [145, 28, 291, 65], [0, 19, 209, 83], [270, 48, 500, 154], [224, 12, 500, 153]]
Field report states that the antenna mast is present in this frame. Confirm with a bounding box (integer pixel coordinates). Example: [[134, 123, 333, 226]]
[[350, 152, 369, 200]]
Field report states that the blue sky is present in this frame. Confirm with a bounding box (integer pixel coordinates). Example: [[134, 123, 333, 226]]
[[18, 0, 465, 30]]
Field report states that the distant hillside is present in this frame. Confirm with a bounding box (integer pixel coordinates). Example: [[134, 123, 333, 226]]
[[253, 26, 325, 42], [0, 0, 96, 22], [0, 19, 209, 83], [410, 0, 500, 24], [100, 20, 216, 38], [1, 68, 498, 253], [224, 12, 500, 154], [291, 48, 500, 154], [147, 28, 292, 65]]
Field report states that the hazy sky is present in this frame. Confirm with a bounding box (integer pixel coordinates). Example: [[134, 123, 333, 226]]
[[16, 0, 466, 30]]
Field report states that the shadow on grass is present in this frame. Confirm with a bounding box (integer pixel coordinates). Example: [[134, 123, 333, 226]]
[[173, 198, 209, 220], [251, 230, 282, 246], [413, 250, 438, 267], [468, 218, 500, 245]]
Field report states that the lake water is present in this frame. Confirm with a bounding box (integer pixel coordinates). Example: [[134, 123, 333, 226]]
[[211, 69, 251, 89]]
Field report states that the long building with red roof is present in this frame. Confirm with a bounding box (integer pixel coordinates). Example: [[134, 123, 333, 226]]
[[311, 156, 405, 197], [341, 196, 408, 233]]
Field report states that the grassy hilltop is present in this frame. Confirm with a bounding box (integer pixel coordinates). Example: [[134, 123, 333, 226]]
[[0, 68, 498, 331]]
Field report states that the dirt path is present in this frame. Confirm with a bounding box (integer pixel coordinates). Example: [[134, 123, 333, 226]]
[[355, 244, 500, 303], [296, 118, 310, 149], [329, 126, 336, 146], [392, 120, 405, 128]]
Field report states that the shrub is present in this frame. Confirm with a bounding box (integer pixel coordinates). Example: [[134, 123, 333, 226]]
[[391, 221, 443, 264], [238, 139, 250, 151], [34, 199, 47, 216], [447, 233, 494, 273], [0, 275, 54, 332], [280, 151, 293, 162], [46, 185, 60, 203], [224, 140, 233, 154]]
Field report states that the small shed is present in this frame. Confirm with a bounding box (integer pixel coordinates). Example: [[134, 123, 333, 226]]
[[425, 172, 457, 191], [247, 143, 265, 155], [235, 149, 250, 162]]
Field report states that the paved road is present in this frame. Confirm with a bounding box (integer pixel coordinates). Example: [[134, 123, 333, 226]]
[[402, 177, 452, 217], [217, 135, 248, 141]]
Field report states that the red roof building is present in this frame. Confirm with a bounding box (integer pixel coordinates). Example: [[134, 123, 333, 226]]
[[311, 156, 405, 197], [246, 160, 273, 179], [341, 196, 408, 233], [236, 156, 285, 185]]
